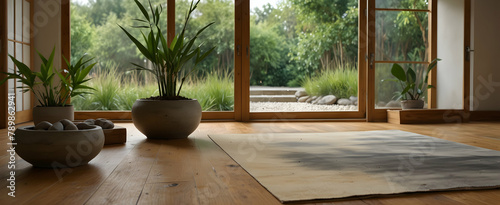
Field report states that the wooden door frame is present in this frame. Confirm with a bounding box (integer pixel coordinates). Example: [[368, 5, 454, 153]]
[[367, 0, 472, 122], [367, 0, 442, 122], [247, 0, 367, 120], [0, 0, 35, 126], [0, 0, 7, 128]]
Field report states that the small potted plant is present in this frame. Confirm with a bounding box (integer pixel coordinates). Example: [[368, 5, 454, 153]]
[[386, 58, 441, 109], [0, 47, 96, 124], [119, 0, 215, 139]]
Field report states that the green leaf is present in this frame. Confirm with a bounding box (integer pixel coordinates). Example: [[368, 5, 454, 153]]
[[134, 0, 150, 22], [406, 67, 416, 84], [119, 25, 153, 60], [391, 63, 406, 82]]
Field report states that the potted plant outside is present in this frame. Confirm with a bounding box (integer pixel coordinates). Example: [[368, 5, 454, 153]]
[[0, 47, 96, 124], [120, 0, 215, 139], [387, 58, 441, 109]]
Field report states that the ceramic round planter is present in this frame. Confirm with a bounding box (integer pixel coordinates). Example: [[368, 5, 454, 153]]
[[33, 105, 74, 125], [131, 99, 202, 139], [13, 126, 104, 168], [401, 99, 425, 110]]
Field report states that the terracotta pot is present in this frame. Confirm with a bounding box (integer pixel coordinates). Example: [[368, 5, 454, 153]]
[[132, 99, 202, 139], [33, 105, 74, 125], [13, 126, 104, 168], [401, 99, 425, 110]]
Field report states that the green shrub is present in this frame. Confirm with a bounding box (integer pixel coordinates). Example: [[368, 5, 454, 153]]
[[302, 67, 358, 99], [183, 72, 234, 111], [73, 67, 233, 111]]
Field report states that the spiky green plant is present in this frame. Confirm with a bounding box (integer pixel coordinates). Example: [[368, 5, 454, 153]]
[[0, 47, 96, 106], [119, 0, 215, 99]]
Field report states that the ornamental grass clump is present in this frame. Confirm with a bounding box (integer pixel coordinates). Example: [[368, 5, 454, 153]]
[[119, 0, 215, 100]]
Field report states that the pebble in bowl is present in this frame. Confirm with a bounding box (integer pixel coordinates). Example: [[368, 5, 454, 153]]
[[13, 119, 105, 168]]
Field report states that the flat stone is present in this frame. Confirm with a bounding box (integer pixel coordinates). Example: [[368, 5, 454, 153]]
[[77, 123, 98, 130], [100, 120, 115, 129], [337, 98, 352, 105], [306, 96, 318, 103], [35, 121, 52, 130], [48, 122, 64, 131], [64, 123, 78, 130], [295, 90, 308, 98], [298, 96, 309, 103], [84, 119, 96, 125], [312, 96, 324, 104], [350, 96, 358, 103], [318, 95, 337, 105]]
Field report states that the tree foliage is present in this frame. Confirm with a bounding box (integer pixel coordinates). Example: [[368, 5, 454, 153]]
[[70, 0, 429, 88]]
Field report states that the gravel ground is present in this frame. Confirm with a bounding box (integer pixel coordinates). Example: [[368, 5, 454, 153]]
[[250, 102, 358, 112]]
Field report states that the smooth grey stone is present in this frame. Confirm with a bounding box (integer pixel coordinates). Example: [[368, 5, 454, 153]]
[[298, 96, 309, 103], [77, 123, 98, 130], [337, 98, 352, 105], [48, 122, 64, 131], [317, 95, 337, 105], [34, 121, 52, 130]]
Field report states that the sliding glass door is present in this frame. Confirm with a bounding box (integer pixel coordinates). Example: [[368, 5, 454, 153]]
[[247, 0, 366, 120], [367, 0, 434, 121]]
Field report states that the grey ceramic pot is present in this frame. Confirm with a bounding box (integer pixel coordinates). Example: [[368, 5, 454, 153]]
[[401, 100, 425, 109], [131, 99, 202, 139], [13, 126, 104, 168], [33, 105, 74, 125]]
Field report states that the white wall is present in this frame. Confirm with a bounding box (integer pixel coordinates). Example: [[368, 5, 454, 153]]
[[33, 0, 62, 72], [437, 0, 464, 109], [471, 0, 500, 111]]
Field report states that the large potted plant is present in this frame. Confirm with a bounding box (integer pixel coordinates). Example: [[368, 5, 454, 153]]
[[386, 58, 441, 109], [120, 0, 215, 139], [0, 47, 96, 124]]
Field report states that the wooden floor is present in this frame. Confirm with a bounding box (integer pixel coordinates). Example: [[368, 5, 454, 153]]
[[1, 121, 500, 204]]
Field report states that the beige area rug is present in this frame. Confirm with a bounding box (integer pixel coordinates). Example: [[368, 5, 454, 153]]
[[209, 130, 500, 203]]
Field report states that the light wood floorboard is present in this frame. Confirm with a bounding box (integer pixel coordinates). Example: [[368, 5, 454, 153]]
[[0, 121, 499, 204]]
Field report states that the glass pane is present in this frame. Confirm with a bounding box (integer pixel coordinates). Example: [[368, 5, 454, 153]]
[[376, 10, 428, 62], [375, 63, 429, 109], [175, 0, 235, 111], [22, 44, 31, 110], [23, 44, 30, 65], [250, 0, 359, 112], [15, 43, 23, 111], [376, 0, 429, 10], [8, 42, 15, 95], [70, 0, 168, 111], [15, 0, 23, 41], [8, 0, 14, 39], [23, 0, 30, 43]]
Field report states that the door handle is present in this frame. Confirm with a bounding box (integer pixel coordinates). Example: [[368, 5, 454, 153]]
[[465, 46, 474, 61]]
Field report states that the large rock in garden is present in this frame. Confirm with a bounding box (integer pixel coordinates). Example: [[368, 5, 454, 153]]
[[312, 96, 324, 104], [386, 100, 401, 108], [298, 96, 309, 103], [377, 101, 387, 107], [337, 98, 352, 105], [307, 96, 318, 103], [350, 96, 358, 105], [317, 95, 337, 105], [295, 90, 308, 98]]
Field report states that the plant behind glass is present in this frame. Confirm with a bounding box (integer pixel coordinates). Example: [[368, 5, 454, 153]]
[[384, 58, 441, 101], [119, 0, 215, 99], [0, 47, 96, 107]]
